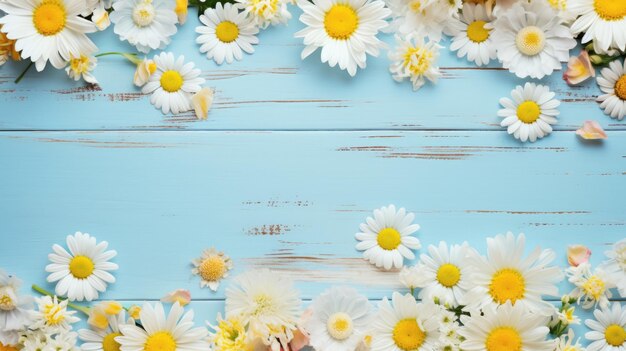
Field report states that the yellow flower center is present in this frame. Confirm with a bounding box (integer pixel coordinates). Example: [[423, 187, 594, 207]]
[[594, 0, 626, 21], [32, 0, 67, 36], [70, 55, 90, 74], [250, 0, 279, 18], [144, 332, 176, 351], [214, 318, 247, 348], [582, 275, 606, 300], [252, 294, 275, 316], [486, 327, 522, 351], [132, 1, 156, 27], [403, 46, 434, 76], [392, 319, 426, 351], [198, 256, 226, 281], [102, 332, 122, 351], [614, 75, 626, 100], [605, 324, 626, 346], [160, 70, 184, 93], [409, 0, 423, 13], [215, 21, 240, 43], [467, 20, 489, 43], [489, 268, 525, 304], [548, 0, 567, 10], [515, 26, 545, 56], [377, 228, 401, 250], [69, 255, 95, 279], [43, 302, 66, 325], [0, 342, 19, 351], [437, 263, 461, 287], [326, 312, 354, 340], [0, 290, 15, 311], [516, 101, 541, 124], [324, 4, 358, 40]]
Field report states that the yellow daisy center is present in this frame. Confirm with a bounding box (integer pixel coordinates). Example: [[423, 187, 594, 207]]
[[605, 324, 626, 346], [43, 302, 65, 325], [515, 26, 545, 56], [198, 255, 226, 281], [215, 21, 240, 43], [160, 70, 184, 93], [614, 75, 626, 100], [409, 0, 423, 13], [69, 255, 95, 279], [252, 293, 275, 316], [582, 275, 606, 300], [102, 332, 122, 351], [489, 268, 525, 304], [392, 319, 426, 351], [403, 46, 433, 76], [144, 332, 176, 351], [467, 20, 489, 43], [0, 291, 15, 311], [516, 101, 541, 124], [377, 228, 401, 250], [132, 2, 156, 27], [486, 327, 522, 351], [324, 4, 358, 40], [437, 263, 461, 287], [327, 312, 354, 340], [593, 0, 626, 21], [32, 0, 67, 36], [0, 342, 19, 351], [70, 55, 90, 74]]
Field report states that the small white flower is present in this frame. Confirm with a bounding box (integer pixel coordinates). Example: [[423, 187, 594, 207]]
[[398, 265, 422, 290], [0, 270, 33, 344], [596, 59, 626, 120], [133, 58, 157, 87], [388, 34, 441, 91], [566, 262, 615, 309], [191, 247, 232, 291], [236, 0, 291, 28], [31, 295, 80, 333], [191, 88, 214, 120], [585, 302, 626, 350], [555, 329, 585, 351], [65, 54, 98, 84], [446, 4, 496, 66], [602, 239, 626, 297]]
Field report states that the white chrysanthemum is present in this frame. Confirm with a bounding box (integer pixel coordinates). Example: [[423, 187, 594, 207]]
[[31, 295, 80, 333], [235, 0, 291, 28], [45, 232, 118, 302], [191, 247, 233, 291], [306, 286, 373, 351], [490, 1, 576, 79], [196, 3, 259, 65], [566, 262, 615, 310], [569, 0, 626, 53], [79, 310, 130, 351], [387, 0, 450, 41], [0, 0, 97, 71], [556, 329, 585, 351], [602, 238, 626, 297], [142, 52, 205, 114], [585, 302, 626, 351], [446, 4, 496, 66], [110, 0, 178, 54], [596, 59, 626, 120], [355, 204, 421, 270], [294, 0, 391, 77], [371, 292, 441, 351], [498, 82, 560, 143], [388, 35, 441, 91], [459, 302, 554, 351], [65, 54, 98, 84], [116, 302, 209, 351], [0, 270, 33, 345], [464, 232, 563, 316]]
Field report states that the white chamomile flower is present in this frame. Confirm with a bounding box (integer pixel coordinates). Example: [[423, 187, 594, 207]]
[[585, 302, 626, 351], [191, 247, 233, 291], [566, 262, 615, 309], [388, 34, 441, 91], [556, 329, 585, 351], [498, 83, 560, 143], [195, 3, 259, 65], [294, 0, 391, 77], [142, 52, 205, 115], [45, 232, 118, 302], [110, 0, 178, 54], [464, 232, 563, 316], [399, 265, 422, 290], [355, 204, 421, 270], [0, 0, 97, 71], [602, 238, 626, 297], [65, 54, 98, 84], [490, 0, 576, 79], [79, 310, 130, 351], [459, 302, 554, 351], [0, 270, 33, 345], [569, 0, 626, 53], [31, 295, 80, 333], [388, 0, 449, 42], [236, 0, 291, 28], [596, 59, 626, 120], [306, 286, 373, 351], [371, 292, 441, 351], [447, 3, 496, 66]]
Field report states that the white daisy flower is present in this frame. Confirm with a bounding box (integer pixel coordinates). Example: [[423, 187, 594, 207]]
[[195, 3, 259, 65], [79, 310, 130, 351], [191, 247, 233, 291], [371, 292, 441, 351], [142, 52, 205, 115], [585, 302, 626, 351], [556, 329, 585, 351], [0, 0, 97, 71], [0, 270, 33, 344], [566, 262, 615, 309], [45, 231, 118, 302], [47, 331, 80, 351], [387, 0, 450, 42], [447, 4, 496, 66], [498, 82, 560, 143], [596, 59, 626, 120], [569, 0, 626, 53], [355, 204, 421, 270], [602, 238, 626, 297], [459, 302, 554, 351], [31, 295, 80, 333], [235, 0, 291, 28], [464, 232, 563, 316], [490, 0, 576, 79], [399, 265, 422, 290], [110, 0, 178, 54], [305, 286, 373, 351], [294, 0, 391, 77], [65, 54, 98, 84], [388, 34, 442, 91]]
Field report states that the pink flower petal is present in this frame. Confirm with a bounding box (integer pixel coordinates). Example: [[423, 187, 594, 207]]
[[576, 120, 607, 140], [567, 244, 592, 267], [160, 289, 191, 306]]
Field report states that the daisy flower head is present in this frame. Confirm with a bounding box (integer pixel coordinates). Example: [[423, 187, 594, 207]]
[[79, 309, 131, 351], [355, 204, 421, 270], [371, 292, 441, 351], [65, 54, 98, 84], [585, 302, 626, 351], [195, 3, 259, 65], [447, 3, 496, 66], [110, 0, 178, 54], [596, 59, 626, 120], [498, 83, 560, 143], [569, 0, 626, 53], [142, 52, 205, 115], [0, 270, 33, 344], [0, 0, 97, 71], [236, 0, 291, 28], [31, 295, 80, 333], [388, 0, 450, 42], [208, 314, 249, 351], [191, 247, 233, 291], [490, 0, 577, 79], [116, 302, 210, 351], [602, 238, 626, 297], [294, 0, 391, 77], [388, 34, 442, 91], [45, 231, 118, 302], [566, 262, 615, 309]]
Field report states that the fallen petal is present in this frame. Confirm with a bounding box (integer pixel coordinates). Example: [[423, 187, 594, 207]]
[[576, 120, 607, 140], [567, 244, 592, 266]]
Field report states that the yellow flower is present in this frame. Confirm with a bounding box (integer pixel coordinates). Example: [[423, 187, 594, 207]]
[[127, 305, 142, 320], [210, 315, 251, 351], [175, 0, 188, 24], [88, 301, 124, 329], [0, 25, 20, 66], [191, 88, 214, 120], [563, 51, 595, 86], [160, 289, 191, 307], [92, 6, 111, 31]]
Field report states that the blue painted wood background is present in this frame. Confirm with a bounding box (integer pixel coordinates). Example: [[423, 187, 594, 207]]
[[0, 8, 624, 347]]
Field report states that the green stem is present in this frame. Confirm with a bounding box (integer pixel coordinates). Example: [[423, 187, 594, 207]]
[[31, 284, 91, 316], [95, 52, 141, 65], [14, 61, 34, 84]]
